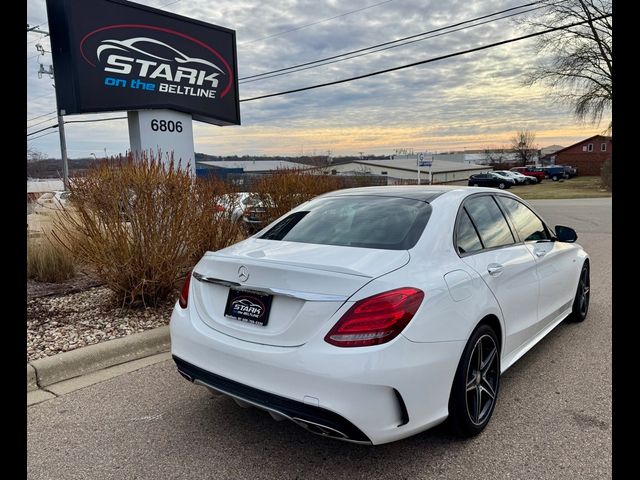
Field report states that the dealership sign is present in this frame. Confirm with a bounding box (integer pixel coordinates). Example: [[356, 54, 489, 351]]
[[45, 0, 240, 125]]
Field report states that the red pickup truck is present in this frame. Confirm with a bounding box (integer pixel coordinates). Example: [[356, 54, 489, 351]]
[[510, 166, 545, 182]]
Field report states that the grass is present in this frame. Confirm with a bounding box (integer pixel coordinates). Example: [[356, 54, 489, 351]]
[[27, 236, 76, 283], [507, 176, 611, 200]]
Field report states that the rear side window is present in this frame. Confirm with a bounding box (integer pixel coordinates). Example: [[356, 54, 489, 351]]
[[260, 196, 432, 250], [464, 196, 515, 249], [497, 196, 550, 242], [456, 209, 483, 255]]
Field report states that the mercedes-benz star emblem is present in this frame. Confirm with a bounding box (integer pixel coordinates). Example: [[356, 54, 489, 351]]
[[238, 266, 249, 283]]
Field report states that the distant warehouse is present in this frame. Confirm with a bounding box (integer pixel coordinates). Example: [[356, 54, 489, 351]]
[[324, 158, 491, 184], [195, 159, 306, 180]]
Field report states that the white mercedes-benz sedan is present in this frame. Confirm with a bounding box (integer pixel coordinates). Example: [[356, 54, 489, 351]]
[[170, 186, 590, 445]]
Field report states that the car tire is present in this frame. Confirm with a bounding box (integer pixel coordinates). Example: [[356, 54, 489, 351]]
[[552, 175, 559, 181], [524, 178, 531, 185], [473, 184, 479, 187], [448, 324, 501, 437], [567, 262, 590, 322], [498, 183, 505, 189]]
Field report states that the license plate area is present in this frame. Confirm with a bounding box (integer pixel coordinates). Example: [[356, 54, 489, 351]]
[[224, 289, 273, 326]]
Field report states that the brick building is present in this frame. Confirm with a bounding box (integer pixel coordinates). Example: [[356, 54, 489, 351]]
[[543, 135, 611, 175]]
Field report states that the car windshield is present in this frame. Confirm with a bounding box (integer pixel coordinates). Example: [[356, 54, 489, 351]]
[[260, 195, 432, 250]]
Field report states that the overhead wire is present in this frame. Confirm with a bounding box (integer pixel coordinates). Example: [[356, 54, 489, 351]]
[[240, 0, 395, 45], [239, 1, 552, 82], [239, 14, 611, 103]]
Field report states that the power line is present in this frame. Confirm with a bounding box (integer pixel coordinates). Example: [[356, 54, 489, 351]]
[[239, 14, 610, 103], [28, 116, 58, 129], [239, 0, 394, 46], [158, 0, 182, 8], [27, 130, 58, 141], [27, 110, 56, 122], [240, 1, 548, 82], [64, 116, 127, 125], [240, 3, 552, 85], [27, 124, 58, 137], [26, 115, 128, 137]]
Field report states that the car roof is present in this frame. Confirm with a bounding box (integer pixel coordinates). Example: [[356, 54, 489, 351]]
[[320, 185, 476, 203]]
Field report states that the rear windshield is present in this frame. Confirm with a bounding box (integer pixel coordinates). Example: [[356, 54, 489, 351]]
[[260, 195, 432, 250]]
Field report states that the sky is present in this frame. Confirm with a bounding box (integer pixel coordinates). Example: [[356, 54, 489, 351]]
[[26, 0, 611, 159]]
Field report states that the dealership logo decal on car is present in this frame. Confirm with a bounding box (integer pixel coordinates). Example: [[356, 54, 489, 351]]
[[79, 25, 234, 100], [230, 297, 265, 320]]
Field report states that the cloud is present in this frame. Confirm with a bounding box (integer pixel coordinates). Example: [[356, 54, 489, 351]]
[[27, 0, 611, 158]]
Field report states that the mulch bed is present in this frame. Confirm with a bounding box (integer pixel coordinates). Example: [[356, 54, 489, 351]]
[[27, 274, 175, 361]]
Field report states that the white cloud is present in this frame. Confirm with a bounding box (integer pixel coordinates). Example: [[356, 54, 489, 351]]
[[27, 0, 610, 157]]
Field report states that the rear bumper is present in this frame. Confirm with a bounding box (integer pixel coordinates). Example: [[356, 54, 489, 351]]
[[170, 305, 464, 444], [173, 355, 372, 443]]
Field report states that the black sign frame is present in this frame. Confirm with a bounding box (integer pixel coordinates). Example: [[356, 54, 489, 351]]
[[45, 0, 240, 126]]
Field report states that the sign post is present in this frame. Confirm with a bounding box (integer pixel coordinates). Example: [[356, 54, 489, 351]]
[[128, 110, 195, 174], [417, 152, 433, 185]]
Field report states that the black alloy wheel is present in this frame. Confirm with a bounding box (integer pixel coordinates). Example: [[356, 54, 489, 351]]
[[568, 262, 590, 322], [448, 324, 500, 437]]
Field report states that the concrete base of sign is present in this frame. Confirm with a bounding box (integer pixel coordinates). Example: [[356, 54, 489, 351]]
[[128, 109, 195, 175]]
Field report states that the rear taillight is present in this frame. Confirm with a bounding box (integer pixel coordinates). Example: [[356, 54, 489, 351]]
[[325, 287, 424, 347], [179, 272, 192, 309]]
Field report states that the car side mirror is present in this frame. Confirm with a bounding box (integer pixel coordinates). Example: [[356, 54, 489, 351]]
[[555, 225, 577, 243]]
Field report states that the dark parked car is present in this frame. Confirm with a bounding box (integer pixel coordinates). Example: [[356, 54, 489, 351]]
[[563, 165, 578, 178], [542, 166, 569, 181], [468, 173, 515, 189]]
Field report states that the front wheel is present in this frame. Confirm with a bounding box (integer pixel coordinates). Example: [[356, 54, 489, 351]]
[[524, 178, 532, 185], [567, 262, 590, 322], [448, 324, 500, 437], [498, 182, 506, 189]]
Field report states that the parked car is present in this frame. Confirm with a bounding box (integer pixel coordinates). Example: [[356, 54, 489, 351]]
[[171, 186, 590, 444], [215, 192, 269, 233], [563, 165, 578, 178], [468, 173, 515, 189], [542, 166, 568, 181], [34, 190, 71, 213], [493, 170, 537, 185], [510, 166, 545, 182]]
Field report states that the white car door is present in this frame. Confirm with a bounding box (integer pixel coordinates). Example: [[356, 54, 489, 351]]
[[495, 196, 577, 330], [455, 194, 540, 357]]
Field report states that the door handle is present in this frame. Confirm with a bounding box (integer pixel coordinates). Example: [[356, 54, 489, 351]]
[[534, 249, 547, 257], [487, 263, 504, 276]]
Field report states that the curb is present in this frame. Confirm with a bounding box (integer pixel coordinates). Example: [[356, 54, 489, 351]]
[[28, 326, 170, 390]]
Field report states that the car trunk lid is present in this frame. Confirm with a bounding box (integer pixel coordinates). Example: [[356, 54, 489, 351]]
[[190, 238, 410, 346]]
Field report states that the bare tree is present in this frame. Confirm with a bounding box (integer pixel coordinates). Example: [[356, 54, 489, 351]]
[[511, 129, 538, 166], [519, 0, 612, 126]]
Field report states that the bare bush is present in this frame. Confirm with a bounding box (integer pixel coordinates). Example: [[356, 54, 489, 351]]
[[600, 157, 612, 191], [253, 169, 342, 225], [52, 153, 243, 306]]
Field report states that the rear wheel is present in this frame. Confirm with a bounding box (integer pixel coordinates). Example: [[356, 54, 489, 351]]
[[567, 262, 590, 322], [552, 175, 559, 181], [448, 324, 500, 437]]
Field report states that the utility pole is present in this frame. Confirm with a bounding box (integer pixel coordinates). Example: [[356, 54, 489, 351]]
[[57, 111, 69, 190], [29, 25, 69, 190]]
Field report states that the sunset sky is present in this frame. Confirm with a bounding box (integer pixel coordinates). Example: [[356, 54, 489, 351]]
[[27, 0, 611, 159]]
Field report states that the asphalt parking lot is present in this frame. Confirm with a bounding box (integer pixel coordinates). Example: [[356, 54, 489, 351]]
[[27, 197, 612, 480]]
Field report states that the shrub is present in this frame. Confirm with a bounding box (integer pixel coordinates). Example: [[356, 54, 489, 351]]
[[27, 236, 76, 283], [600, 157, 612, 191], [52, 153, 243, 307], [253, 169, 342, 225]]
